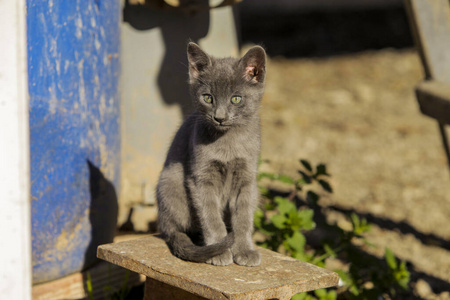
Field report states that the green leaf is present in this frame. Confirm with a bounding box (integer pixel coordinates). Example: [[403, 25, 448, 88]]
[[259, 185, 270, 197], [293, 251, 309, 262], [297, 209, 316, 230], [86, 272, 94, 300], [334, 269, 360, 296], [300, 159, 313, 172], [258, 172, 277, 181], [275, 196, 296, 215], [292, 293, 313, 300], [271, 214, 287, 229], [254, 209, 264, 229], [396, 261, 410, 290], [314, 289, 327, 298], [265, 202, 276, 210], [287, 210, 301, 229], [326, 290, 337, 300], [314, 289, 336, 300], [287, 231, 306, 253], [257, 157, 264, 166], [350, 213, 360, 231], [258, 172, 295, 185], [291, 293, 304, 300], [385, 247, 397, 270], [351, 215, 371, 236], [295, 178, 306, 187], [278, 174, 295, 184], [324, 244, 337, 258], [318, 180, 333, 193], [311, 252, 329, 266], [334, 269, 350, 286]]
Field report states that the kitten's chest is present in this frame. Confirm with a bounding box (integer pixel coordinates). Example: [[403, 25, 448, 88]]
[[192, 129, 259, 189], [203, 157, 254, 202], [202, 130, 260, 162]]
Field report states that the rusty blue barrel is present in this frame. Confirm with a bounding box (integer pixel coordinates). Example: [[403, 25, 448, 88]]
[[27, 0, 121, 283]]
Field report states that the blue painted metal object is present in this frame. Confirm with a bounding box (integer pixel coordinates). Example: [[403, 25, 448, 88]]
[[27, 0, 121, 283]]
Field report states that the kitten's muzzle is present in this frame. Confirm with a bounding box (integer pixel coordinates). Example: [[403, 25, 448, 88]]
[[213, 117, 232, 129], [214, 116, 226, 124], [211, 118, 232, 130]]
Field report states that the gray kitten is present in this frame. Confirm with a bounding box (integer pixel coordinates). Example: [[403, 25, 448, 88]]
[[156, 42, 266, 266]]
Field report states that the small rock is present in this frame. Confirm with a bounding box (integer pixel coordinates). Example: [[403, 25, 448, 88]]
[[414, 279, 433, 298]]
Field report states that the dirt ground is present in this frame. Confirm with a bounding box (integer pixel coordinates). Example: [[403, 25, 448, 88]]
[[257, 48, 450, 299]]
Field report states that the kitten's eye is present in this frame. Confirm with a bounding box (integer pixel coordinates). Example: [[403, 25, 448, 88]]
[[231, 96, 242, 104], [203, 94, 213, 104]]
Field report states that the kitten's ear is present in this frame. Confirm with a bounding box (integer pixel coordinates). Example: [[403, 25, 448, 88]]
[[239, 46, 266, 84], [187, 42, 211, 80]]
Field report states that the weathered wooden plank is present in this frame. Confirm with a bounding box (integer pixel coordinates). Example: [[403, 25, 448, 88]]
[[32, 261, 144, 300], [97, 236, 339, 300], [404, 0, 450, 83], [415, 81, 450, 124]]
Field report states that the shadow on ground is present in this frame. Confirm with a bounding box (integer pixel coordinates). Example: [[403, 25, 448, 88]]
[[265, 186, 450, 298], [328, 205, 450, 251]]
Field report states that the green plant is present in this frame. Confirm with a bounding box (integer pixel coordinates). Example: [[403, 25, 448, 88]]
[[255, 159, 410, 300], [86, 272, 94, 300], [85, 267, 131, 300], [292, 289, 337, 300]]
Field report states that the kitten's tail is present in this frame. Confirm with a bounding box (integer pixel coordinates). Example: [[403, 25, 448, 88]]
[[167, 232, 234, 263]]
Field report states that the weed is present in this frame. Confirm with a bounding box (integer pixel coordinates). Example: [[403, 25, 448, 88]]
[[255, 159, 410, 299], [85, 266, 131, 300]]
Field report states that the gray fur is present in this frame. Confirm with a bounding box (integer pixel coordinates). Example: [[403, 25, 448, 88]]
[[156, 43, 266, 266]]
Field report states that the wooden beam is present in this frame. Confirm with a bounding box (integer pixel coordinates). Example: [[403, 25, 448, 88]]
[[32, 261, 144, 300], [404, 0, 450, 83], [415, 81, 450, 124]]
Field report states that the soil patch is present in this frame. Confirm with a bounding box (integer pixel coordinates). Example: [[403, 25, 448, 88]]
[[259, 49, 450, 298]]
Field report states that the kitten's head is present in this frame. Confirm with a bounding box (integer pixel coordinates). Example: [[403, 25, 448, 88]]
[[187, 42, 266, 131]]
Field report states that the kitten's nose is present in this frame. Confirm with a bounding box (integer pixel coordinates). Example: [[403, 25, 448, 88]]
[[214, 107, 227, 124], [214, 116, 225, 124]]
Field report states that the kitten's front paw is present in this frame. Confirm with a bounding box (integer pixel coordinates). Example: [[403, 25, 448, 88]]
[[206, 249, 233, 266], [233, 250, 261, 267]]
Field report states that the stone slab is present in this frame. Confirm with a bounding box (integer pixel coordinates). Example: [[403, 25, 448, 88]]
[[97, 235, 339, 300]]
